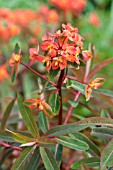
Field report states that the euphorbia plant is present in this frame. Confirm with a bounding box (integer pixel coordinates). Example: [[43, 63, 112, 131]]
[[1, 23, 113, 170]]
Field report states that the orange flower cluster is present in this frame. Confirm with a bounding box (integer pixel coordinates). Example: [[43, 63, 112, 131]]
[[29, 23, 92, 71], [49, 0, 87, 15], [0, 64, 9, 82], [0, 7, 59, 42]]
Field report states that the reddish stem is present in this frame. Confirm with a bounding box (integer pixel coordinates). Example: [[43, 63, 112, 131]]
[[64, 91, 81, 124], [57, 69, 65, 125], [20, 62, 56, 87]]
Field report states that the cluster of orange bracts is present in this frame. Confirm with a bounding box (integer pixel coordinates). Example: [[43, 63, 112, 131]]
[[0, 6, 59, 41], [29, 23, 92, 71], [49, 0, 87, 15]]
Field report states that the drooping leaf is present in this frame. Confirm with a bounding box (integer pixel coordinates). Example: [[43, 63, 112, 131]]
[[0, 131, 15, 142], [68, 100, 79, 107], [1, 99, 15, 130], [6, 129, 35, 144], [91, 127, 113, 139], [40, 147, 60, 170], [38, 111, 49, 134], [69, 132, 100, 156], [26, 147, 40, 170], [71, 157, 100, 169], [101, 139, 113, 169], [49, 92, 60, 115], [12, 146, 35, 170], [56, 136, 89, 151], [46, 117, 113, 137], [17, 93, 39, 138]]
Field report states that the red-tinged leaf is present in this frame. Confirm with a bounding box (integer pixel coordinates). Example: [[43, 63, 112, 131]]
[[17, 93, 39, 139], [40, 147, 60, 170], [12, 146, 35, 170], [1, 99, 15, 130], [101, 139, 113, 169], [87, 57, 113, 80], [6, 129, 35, 144]]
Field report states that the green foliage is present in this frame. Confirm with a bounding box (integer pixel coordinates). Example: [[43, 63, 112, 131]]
[[40, 147, 60, 170], [38, 111, 49, 133], [49, 92, 60, 115], [17, 93, 39, 138]]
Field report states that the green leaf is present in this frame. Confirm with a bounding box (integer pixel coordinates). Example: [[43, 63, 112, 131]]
[[101, 110, 111, 118], [49, 92, 60, 115], [101, 139, 113, 169], [17, 93, 39, 138], [12, 146, 35, 170], [40, 147, 60, 170], [71, 157, 100, 169], [0, 131, 15, 142], [38, 111, 49, 134], [11, 69, 16, 83], [54, 144, 63, 165], [48, 69, 59, 80], [71, 80, 113, 98], [38, 137, 57, 147], [46, 117, 113, 137], [91, 127, 113, 139], [14, 43, 21, 54], [65, 79, 72, 89], [68, 100, 79, 107], [6, 129, 35, 144], [70, 132, 100, 156], [1, 99, 15, 130], [26, 147, 40, 170], [56, 136, 89, 151]]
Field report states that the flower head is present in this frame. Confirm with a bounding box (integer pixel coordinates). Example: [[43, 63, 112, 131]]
[[85, 78, 105, 101]]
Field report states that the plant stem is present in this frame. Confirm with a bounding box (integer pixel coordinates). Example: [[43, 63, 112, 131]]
[[20, 62, 56, 87], [57, 69, 65, 125], [64, 91, 81, 124]]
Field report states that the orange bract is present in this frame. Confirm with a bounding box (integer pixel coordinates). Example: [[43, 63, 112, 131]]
[[85, 78, 105, 101], [0, 64, 9, 82]]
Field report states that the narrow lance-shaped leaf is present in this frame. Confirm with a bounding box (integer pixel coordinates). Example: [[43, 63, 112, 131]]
[[101, 139, 113, 169], [52, 144, 63, 166], [91, 127, 113, 139], [0, 131, 15, 142], [38, 137, 57, 147], [6, 129, 35, 144], [49, 92, 60, 115], [26, 147, 41, 170], [46, 117, 113, 137], [87, 57, 113, 80], [40, 147, 60, 170], [69, 132, 100, 156], [56, 136, 89, 151], [101, 110, 111, 118], [17, 93, 39, 138], [38, 111, 49, 134], [12, 146, 35, 170], [1, 99, 15, 130], [71, 157, 100, 169]]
